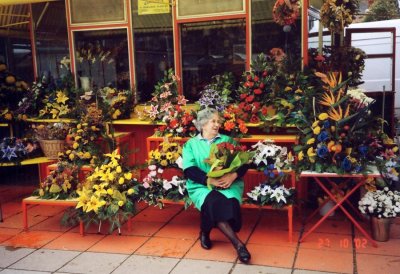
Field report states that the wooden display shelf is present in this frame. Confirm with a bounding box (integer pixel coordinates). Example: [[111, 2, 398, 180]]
[[22, 196, 84, 235], [0, 157, 54, 167], [26, 118, 77, 123]]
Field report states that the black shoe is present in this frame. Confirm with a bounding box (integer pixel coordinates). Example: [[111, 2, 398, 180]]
[[237, 245, 251, 263], [200, 231, 212, 250]]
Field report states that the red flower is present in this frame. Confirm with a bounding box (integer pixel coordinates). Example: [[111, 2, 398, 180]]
[[259, 82, 265, 89], [240, 93, 248, 100], [245, 95, 254, 103], [250, 115, 260, 123], [314, 54, 325, 62], [254, 88, 262, 95], [261, 106, 269, 116], [246, 75, 252, 81], [244, 81, 254, 88], [239, 122, 248, 134], [254, 75, 259, 82], [262, 71, 268, 77], [169, 119, 178, 128]]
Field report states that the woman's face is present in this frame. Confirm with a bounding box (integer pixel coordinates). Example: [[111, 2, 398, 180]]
[[202, 113, 221, 138]]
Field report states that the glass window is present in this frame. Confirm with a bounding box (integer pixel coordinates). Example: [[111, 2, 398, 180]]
[[251, 0, 301, 62], [32, 1, 69, 80], [177, 0, 244, 19], [181, 19, 246, 102], [8, 38, 33, 83], [70, 0, 125, 25], [74, 29, 130, 90], [132, 0, 174, 103]]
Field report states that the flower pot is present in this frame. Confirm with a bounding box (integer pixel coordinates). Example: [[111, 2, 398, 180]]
[[370, 216, 391, 242], [39, 140, 65, 159]]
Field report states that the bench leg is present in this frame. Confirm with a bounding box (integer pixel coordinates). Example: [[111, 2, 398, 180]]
[[79, 221, 84, 236], [22, 202, 28, 231], [288, 206, 293, 243]]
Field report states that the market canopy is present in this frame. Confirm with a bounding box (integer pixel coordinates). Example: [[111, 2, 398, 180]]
[[0, 0, 58, 6]]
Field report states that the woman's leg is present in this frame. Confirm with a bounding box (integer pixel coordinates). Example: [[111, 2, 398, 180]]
[[216, 221, 251, 263]]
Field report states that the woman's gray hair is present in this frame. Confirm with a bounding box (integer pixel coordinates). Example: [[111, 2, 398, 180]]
[[193, 108, 220, 132]]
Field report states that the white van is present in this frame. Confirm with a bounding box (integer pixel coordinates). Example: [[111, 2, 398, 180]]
[[309, 19, 400, 108]]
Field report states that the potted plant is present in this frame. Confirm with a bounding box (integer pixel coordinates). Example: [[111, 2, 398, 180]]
[[32, 123, 70, 159], [358, 187, 400, 241]]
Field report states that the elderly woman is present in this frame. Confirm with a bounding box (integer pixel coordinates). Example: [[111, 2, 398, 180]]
[[182, 108, 251, 263]]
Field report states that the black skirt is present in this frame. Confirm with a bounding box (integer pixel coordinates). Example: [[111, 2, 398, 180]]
[[200, 190, 242, 232]]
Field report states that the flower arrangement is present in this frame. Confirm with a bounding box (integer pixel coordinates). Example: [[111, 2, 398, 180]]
[[320, 0, 359, 34], [99, 87, 133, 120], [308, 46, 367, 87], [38, 90, 72, 119], [221, 104, 249, 137], [358, 187, 400, 218], [154, 105, 197, 137], [267, 69, 317, 128], [0, 62, 29, 122], [58, 104, 104, 167], [148, 138, 183, 168], [237, 54, 277, 124], [74, 150, 138, 232], [135, 165, 191, 208], [32, 123, 70, 140], [246, 183, 296, 208], [272, 0, 300, 26], [142, 69, 196, 137], [0, 137, 41, 164], [204, 142, 254, 189], [250, 139, 293, 182], [294, 72, 383, 174], [198, 72, 234, 112], [33, 161, 79, 199]]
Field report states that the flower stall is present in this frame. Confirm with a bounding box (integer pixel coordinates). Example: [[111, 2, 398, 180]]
[[0, 0, 399, 245]]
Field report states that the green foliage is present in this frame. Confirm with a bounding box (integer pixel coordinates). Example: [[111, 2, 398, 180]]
[[364, 0, 400, 22]]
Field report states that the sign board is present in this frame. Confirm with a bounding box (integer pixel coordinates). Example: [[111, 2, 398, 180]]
[[138, 0, 170, 15]]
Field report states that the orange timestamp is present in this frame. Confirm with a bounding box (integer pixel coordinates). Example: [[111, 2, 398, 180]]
[[318, 237, 368, 249]]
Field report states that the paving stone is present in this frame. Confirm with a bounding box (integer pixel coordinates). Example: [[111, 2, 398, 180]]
[[170, 258, 232, 274], [0, 246, 35, 268], [293, 270, 339, 274], [232, 264, 292, 274], [9, 249, 80, 272], [113, 255, 179, 274], [58, 252, 128, 274], [0, 269, 51, 274]]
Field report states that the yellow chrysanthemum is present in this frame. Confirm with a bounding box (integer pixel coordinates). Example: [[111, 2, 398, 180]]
[[118, 200, 124, 207], [127, 188, 134, 195], [307, 138, 315, 145], [116, 166, 122, 173], [313, 126, 321, 135], [73, 142, 79, 149], [318, 113, 329, 121], [124, 173, 132, 180], [119, 177, 125, 184]]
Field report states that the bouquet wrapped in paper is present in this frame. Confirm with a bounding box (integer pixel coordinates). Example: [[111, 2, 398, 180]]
[[204, 142, 254, 189]]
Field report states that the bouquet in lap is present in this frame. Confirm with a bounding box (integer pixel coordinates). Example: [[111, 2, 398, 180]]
[[204, 142, 254, 189]]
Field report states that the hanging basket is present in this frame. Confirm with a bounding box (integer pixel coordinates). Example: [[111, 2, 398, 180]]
[[39, 140, 65, 160]]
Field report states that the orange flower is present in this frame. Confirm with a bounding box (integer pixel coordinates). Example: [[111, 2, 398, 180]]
[[224, 121, 235, 131]]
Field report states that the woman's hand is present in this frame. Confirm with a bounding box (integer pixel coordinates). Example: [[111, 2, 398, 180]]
[[208, 172, 238, 189]]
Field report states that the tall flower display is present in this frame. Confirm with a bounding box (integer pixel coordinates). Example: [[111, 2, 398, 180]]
[[294, 72, 383, 173], [237, 53, 277, 124], [142, 69, 196, 137], [320, 0, 359, 34], [75, 150, 139, 232]]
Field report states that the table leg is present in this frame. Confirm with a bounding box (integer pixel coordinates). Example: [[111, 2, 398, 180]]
[[22, 202, 28, 230], [0, 202, 3, 222], [288, 206, 293, 243]]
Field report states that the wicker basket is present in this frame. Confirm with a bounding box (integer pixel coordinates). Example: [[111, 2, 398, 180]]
[[39, 140, 65, 159]]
